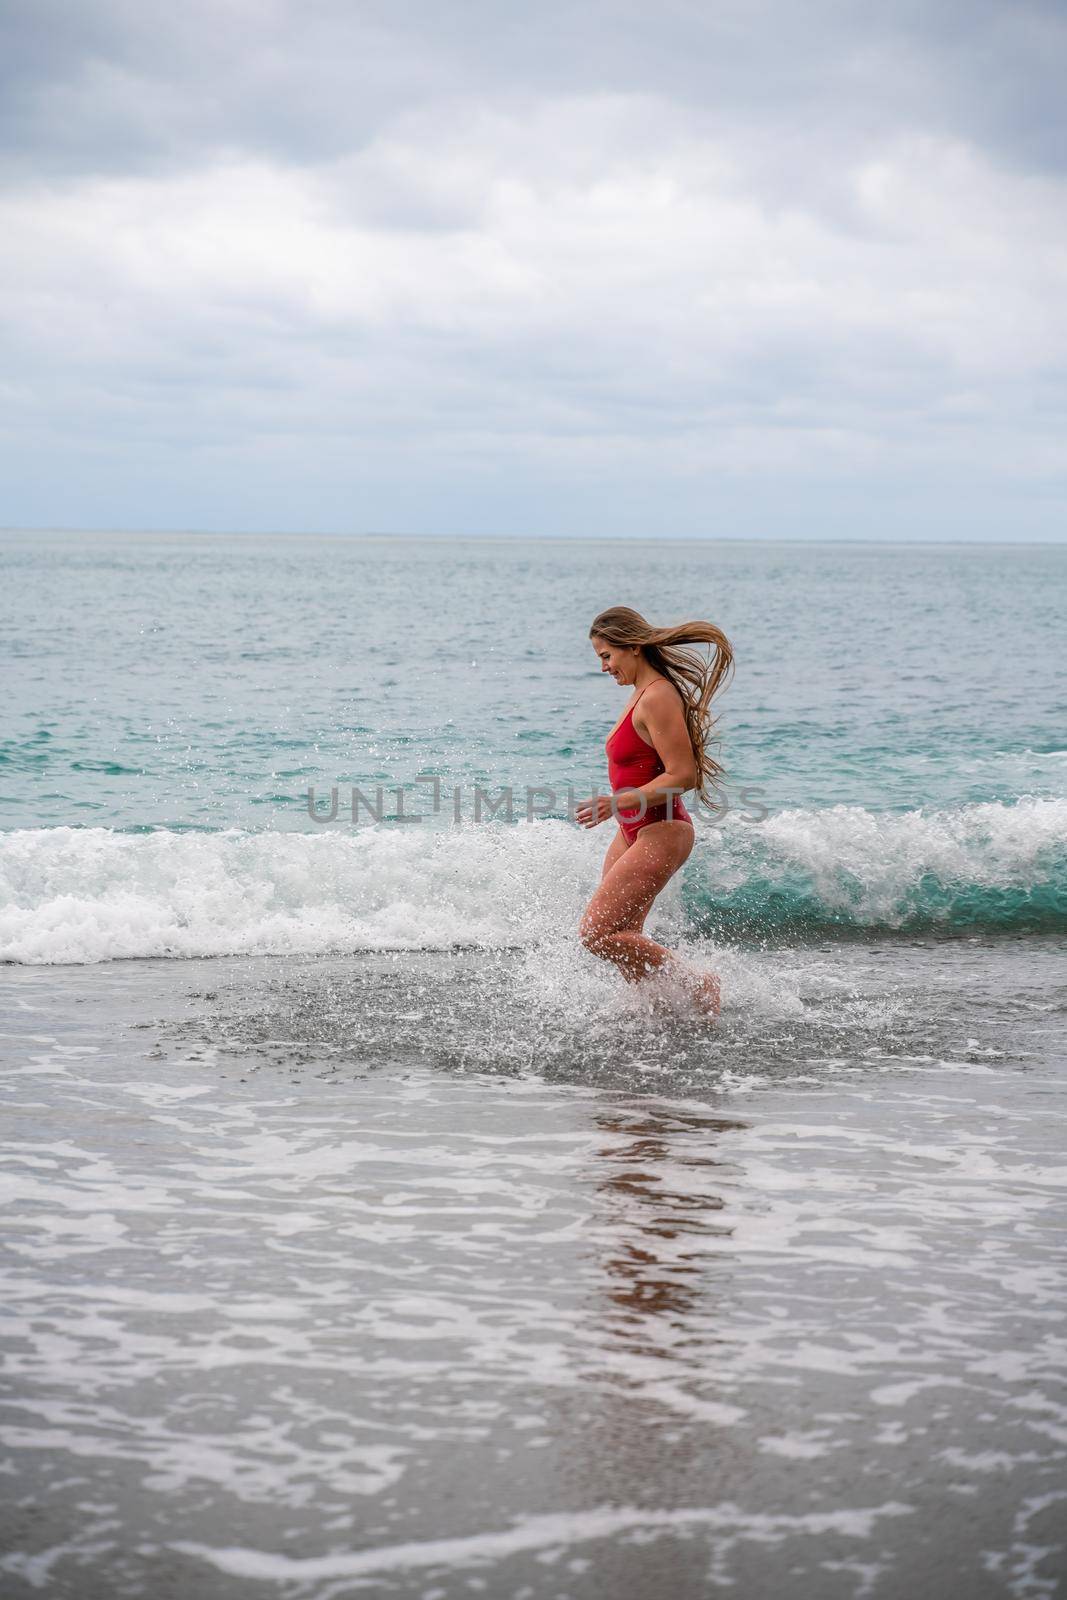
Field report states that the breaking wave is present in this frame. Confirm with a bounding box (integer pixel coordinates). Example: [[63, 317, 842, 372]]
[[1, 797, 1065, 964]]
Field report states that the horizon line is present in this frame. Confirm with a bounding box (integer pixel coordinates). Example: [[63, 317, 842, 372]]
[[2, 526, 1066, 548]]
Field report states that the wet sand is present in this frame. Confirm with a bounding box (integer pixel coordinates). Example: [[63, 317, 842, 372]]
[[1, 945, 1065, 1598]]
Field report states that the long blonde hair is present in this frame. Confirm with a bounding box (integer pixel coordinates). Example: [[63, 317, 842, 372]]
[[590, 605, 734, 807]]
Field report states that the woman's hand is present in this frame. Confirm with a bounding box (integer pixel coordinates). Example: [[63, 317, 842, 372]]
[[575, 794, 617, 829]]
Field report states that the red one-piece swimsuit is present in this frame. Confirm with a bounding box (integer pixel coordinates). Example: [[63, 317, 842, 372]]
[[605, 683, 693, 844]]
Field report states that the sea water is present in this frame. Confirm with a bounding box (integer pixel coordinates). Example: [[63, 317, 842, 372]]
[[2, 532, 1065, 957], [1, 531, 1065, 1598]]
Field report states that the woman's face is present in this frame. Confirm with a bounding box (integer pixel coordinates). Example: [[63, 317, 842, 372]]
[[591, 635, 638, 685]]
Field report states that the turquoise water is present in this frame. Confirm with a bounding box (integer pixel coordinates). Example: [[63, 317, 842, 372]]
[[1, 531, 1065, 958], [3, 532, 1067, 1598]]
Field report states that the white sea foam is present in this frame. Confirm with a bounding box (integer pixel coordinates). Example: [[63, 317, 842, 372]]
[[755, 795, 1067, 925], [0, 820, 594, 965], [173, 1500, 915, 1582], [1, 796, 1064, 964]]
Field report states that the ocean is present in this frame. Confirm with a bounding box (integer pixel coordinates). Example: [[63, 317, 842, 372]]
[[1, 530, 1065, 1598]]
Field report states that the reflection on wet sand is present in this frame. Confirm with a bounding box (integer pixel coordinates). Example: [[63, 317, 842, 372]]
[[543, 1102, 753, 1598], [593, 1105, 745, 1339]]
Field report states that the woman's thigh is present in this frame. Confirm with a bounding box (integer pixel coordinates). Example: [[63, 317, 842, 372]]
[[582, 822, 694, 941], [601, 827, 631, 881], [597, 829, 649, 932]]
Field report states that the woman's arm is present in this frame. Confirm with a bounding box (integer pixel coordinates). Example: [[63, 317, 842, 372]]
[[615, 682, 698, 810]]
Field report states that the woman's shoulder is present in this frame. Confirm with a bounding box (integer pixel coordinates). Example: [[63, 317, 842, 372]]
[[643, 675, 684, 708]]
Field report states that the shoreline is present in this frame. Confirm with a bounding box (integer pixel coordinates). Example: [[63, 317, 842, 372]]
[[2, 941, 1065, 1595]]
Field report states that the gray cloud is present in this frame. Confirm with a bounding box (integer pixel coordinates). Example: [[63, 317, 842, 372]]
[[4, 0, 1066, 180], [0, 0, 1065, 537]]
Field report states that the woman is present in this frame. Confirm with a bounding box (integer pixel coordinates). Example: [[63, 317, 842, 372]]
[[576, 606, 733, 1018]]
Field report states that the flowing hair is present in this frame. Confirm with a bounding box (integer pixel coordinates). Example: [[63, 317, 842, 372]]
[[589, 605, 734, 808]]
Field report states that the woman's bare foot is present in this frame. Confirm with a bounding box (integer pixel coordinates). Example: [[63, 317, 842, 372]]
[[661, 954, 721, 1020], [691, 971, 721, 1020]]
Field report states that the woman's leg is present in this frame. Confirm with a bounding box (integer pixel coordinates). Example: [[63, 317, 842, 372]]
[[601, 826, 631, 881], [599, 828, 655, 936], [581, 823, 720, 1016], [580, 822, 694, 981]]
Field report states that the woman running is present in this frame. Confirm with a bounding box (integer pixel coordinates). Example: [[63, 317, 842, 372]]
[[576, 606, 733, 1018]]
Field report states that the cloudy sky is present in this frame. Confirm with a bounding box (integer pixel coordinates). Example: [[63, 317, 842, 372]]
[[2, 0, 1065, 539]]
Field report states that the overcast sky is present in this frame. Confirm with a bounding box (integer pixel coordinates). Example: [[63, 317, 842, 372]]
[[2, 0, 1065, 539]]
